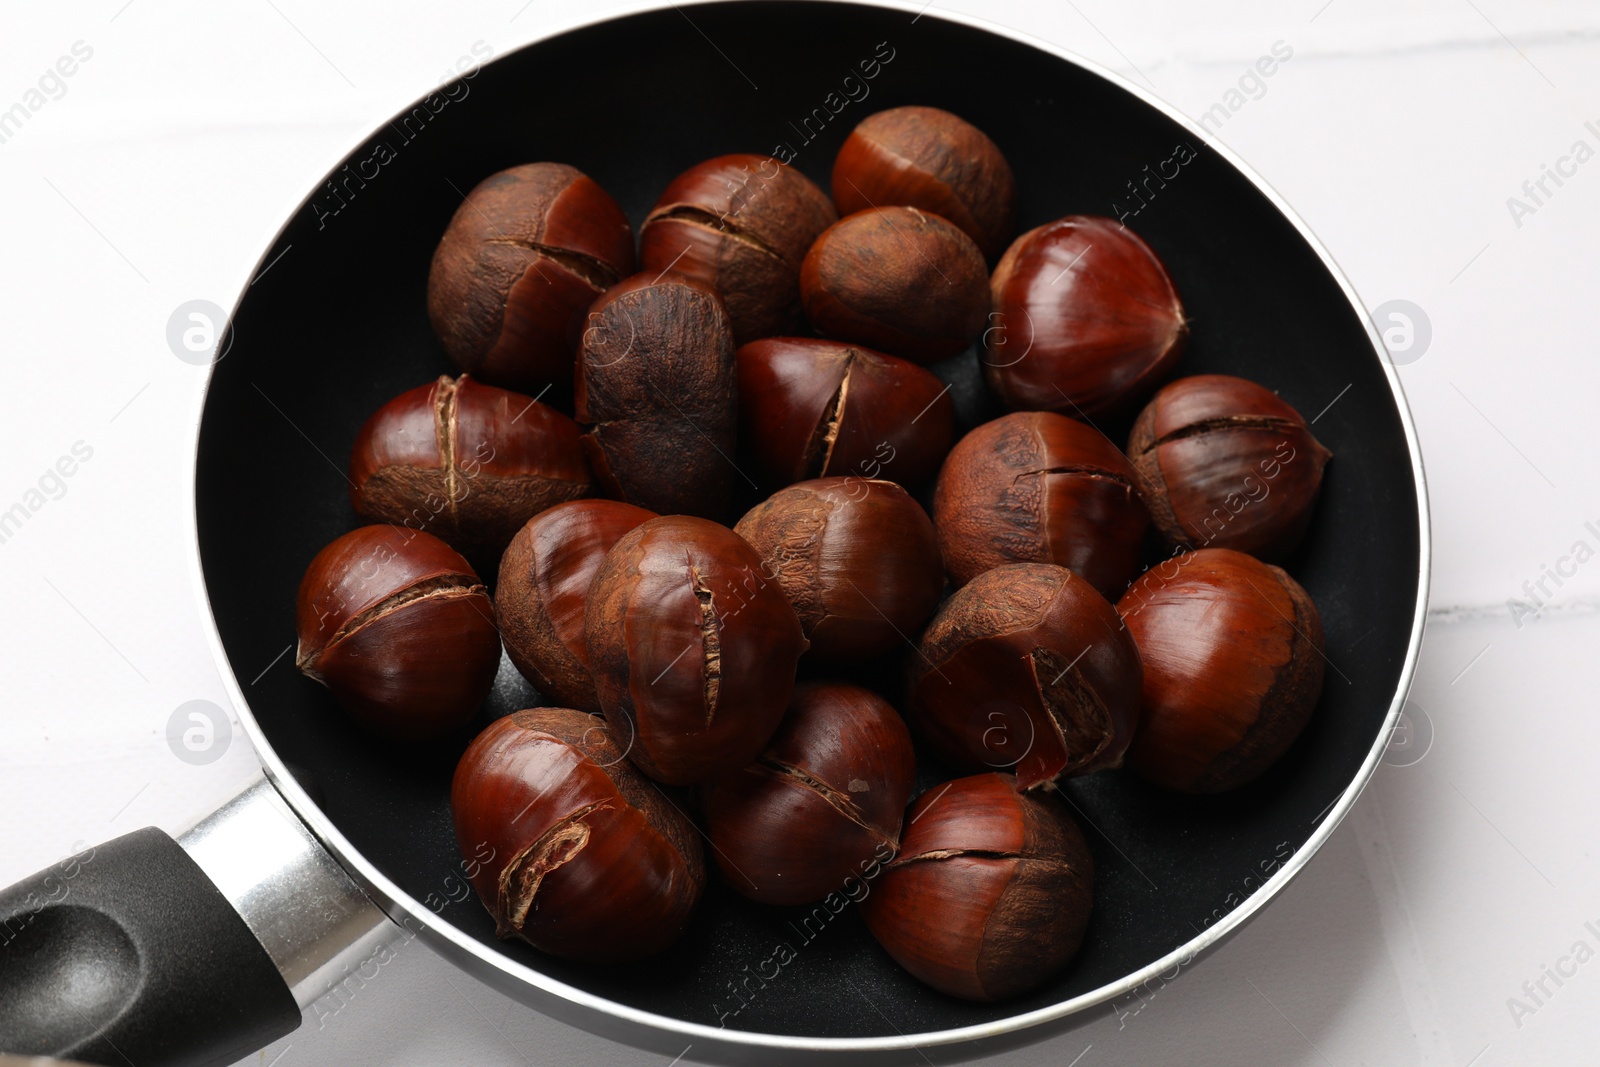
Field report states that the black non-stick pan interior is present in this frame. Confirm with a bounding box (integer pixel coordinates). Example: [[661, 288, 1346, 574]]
[[196, 1, 1421, 1041]]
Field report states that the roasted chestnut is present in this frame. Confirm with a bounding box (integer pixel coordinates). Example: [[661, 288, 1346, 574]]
[[1117, 548, 1324, 793], [800, 206, 989, 364], [640, 154, 838, 344], [585, 515, 808, 785], [701, 682, 915, 906], [428, 163, 635, 393], [575, 273, 737, 519], [932, 411, 1148, 599], [451, 708, 704, 961], [496, 499, 657, 711], [348, 374, 592, 559], [734, 478, 943, 662], [907, 563, 1141, 790], [736, 337, 954, 488], [832, 105, 1016, 258], [295, 526, 500, 740], [985, 215, 1187, 416], [861, 773, 1094, 1001], [1129, 374, 1332, 558]]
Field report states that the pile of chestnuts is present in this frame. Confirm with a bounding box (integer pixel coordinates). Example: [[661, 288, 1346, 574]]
[[293, 104, 1333, 1004]]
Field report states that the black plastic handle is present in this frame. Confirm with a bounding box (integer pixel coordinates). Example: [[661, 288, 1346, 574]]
[[0, 827, 299, 1066]]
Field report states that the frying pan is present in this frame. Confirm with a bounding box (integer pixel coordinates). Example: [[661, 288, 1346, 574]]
[[0, 2, 1429, 1064]]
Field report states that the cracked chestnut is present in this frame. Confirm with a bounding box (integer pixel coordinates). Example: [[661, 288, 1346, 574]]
[[907, 563, 1141, 790], [1117, 548, 1324, 793], [832, 105, 1016, 259], [451, 707, 705, 961], [861, 772, 1094, 1001], [349, 374, 592, 560], [585, 515, 808, 785], [735, 337, 954, 488], [800, 206, 989, 365], [734, 477, 943, 662], [496, 499, 657, 711], [933, 411, 1149, 600], [428, 162, 635, 393], [1129, 374, 1332, 558], [701, 682, 915, 906], [985, 215, 1187, 416], [576, 273, 737, 519], [640, 154, 837, 344], [295, 526, 500, 740]]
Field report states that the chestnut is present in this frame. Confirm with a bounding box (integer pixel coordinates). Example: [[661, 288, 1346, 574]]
[[832, 106, 1016, 259], [640, 154, 838, 344], [428, 163, 635, 393], [496, 499, 657, 711], [575, 273, 737, 519], [451, 708, 704, 961], [907, 563, 1141, 790], [800, 206, 988, 365], [348, 374, 593, 559], [734, 478, 943, 662], [295, 526, 500, 740], [736, 337, 954, 488], [585, 515, 808, 785], [861, 773, 1094, 1001], [932, 411, 1149, 600], [701, 682, 915, 906], [985, 215, 1187, 416], [1129, 374, 1332, 558], [1117, 548, 1324, 793]]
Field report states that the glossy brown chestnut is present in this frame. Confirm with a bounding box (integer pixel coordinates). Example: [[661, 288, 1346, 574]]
[[451, 708, 704, 961], [907, 563, 1141, 790], [348, 374, 593, 559], [832, 106, 1016, 259], [800, 206, 989, 365], [427, 163, 635, 393], [1129, 374, 1332, 558], [985, 215, 1187, 416], [575, 273, 737, 519], [861, 773, 1094, 1002], [640, 154, 838, 344], [932, 411, 1149, 599], [495, 499, 657, 711], [734, 478, 943, 662], [295, 526, 500, 740], [735, 337, 954, 488], [585, 515, 808, 785], [1117, 548, 1324, 793], [701, 682, 915, 906]]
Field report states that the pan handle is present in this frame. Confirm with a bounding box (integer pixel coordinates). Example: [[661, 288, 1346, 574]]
[[0, 778, 392, 1066]]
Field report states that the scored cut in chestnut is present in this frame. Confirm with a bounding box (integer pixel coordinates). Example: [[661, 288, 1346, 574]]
[[496, 498, 657, 711], [640, 154, 838, 344], [1129, 374, 1332, 558], [932, 411, 1149, 600], [701, 682, 915, 906], [576, 273, 737, 520], [451, 708, 705, 961], [734, 478, 944, 663], [428, 163, 635, 393], [832, 105, 1016, 259], [907, 563, 1142, 790], [295, 526, 500, 741], [861, 773, 1094, 1002], [349, 374, 592, 559], [1117, 548, 1324, 793], [801, 206, 989, 365], [585, 515, 808, 785], [985, 215, 1187, 417], [736, 337, 954, 488]]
